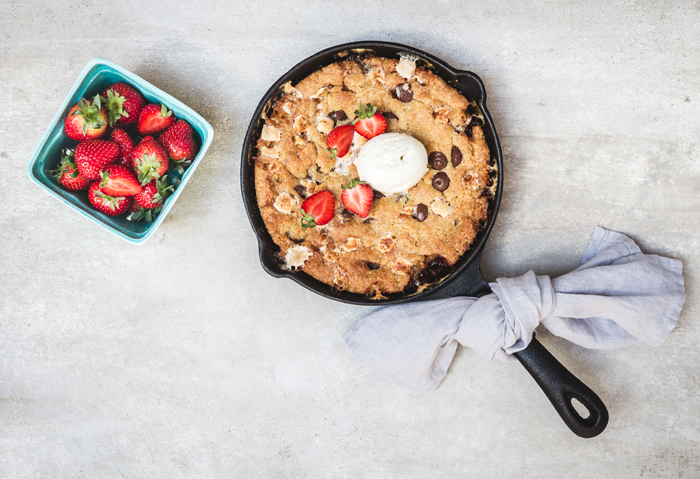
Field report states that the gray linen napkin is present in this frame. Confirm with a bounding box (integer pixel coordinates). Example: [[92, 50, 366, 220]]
[[344, 227, 685, 391]]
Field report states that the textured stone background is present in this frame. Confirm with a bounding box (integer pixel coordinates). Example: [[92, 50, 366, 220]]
[[1, 1, 699, 477]]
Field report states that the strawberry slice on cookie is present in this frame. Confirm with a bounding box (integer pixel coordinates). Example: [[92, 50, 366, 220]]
[[300, 191, 335, 228], [325, 124, 354, 159], [352, 103, 386, 139], [341, 178, 373, 218]]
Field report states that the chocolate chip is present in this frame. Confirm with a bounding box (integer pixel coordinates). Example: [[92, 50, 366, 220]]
[[481, 188, 492, 197], [413, 203, 429, 222], [466, 117, 484, 138], [367, 262, 380, 270], [403, 280, 420, 295], [428, 151, 447, 170], [416, 256, 450, 284], [463, 174, 472, 183], [383, 111, 398, 120], [466, 104, 476, 116], [432, 172, 450, 191], [285, 232, 304, 244], [372, 189, 385, 200], [451, 146, 462, 167], [329, 110, 347, 121], [396, 83, 413, 102], [294, 185, 307, 198]]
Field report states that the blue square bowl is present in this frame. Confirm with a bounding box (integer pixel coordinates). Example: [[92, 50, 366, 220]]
[[27, 57, 214, 244]]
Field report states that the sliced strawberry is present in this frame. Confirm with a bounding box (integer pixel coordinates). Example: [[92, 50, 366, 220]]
[[137, 103, 175, 136], [325, 124, 354, 159], [300, 190, 335, 228], [99, 165, 142, 196], [352, 103, 386, 139], [340, 178, 373, 218]]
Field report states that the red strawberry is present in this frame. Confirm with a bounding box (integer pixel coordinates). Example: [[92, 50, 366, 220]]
[[352, 103, 386, 139], [87, 181, 132, 216], [300, 190, 335, 228], [134, 175, 173, 209], [74, 139, 120, 180], [325, 124, 354, 159], [158, 120, 198, 173], [101, 82, 145, 127], [49, 148, 90, 191], [64, 95, 108, 141], [137, 103, 174, 136], [132, 136, 169, 185], [110, 128, 135, 170], [99, 165, 142, 196], [340, 178, 373, 218], [130, 176, 174, 222]]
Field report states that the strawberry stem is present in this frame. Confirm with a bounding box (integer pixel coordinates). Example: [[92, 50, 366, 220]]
[[342, 178, 367, 190], [300, 208, 317, 229], [352, 103, 377, 124]]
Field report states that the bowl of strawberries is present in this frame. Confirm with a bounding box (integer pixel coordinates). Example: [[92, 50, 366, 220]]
[[27, 57, 213, 243]]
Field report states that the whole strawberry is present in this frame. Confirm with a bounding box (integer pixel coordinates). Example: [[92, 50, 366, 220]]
[[101, 82, 145, 127], [137, 103, 174, 136], [132, 136, 169, 185], [99, 165, 142, 196], [158, 120, 198, 173], [74, 139, 120, 180], [87, 181, 132, 216], [134, 175, 173, 208], [64, 94, 108, 141], [49, 148, 90, 191], [110, 128, 135, 170]]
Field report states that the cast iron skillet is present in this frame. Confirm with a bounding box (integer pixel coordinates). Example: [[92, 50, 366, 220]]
[[241, 41, 608, 438]]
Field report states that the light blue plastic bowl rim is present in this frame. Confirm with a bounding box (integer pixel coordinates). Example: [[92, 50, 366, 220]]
[[26, 57, 214, 244]]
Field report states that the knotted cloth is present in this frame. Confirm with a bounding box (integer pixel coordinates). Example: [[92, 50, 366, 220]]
[[343, 227, 685, 391]]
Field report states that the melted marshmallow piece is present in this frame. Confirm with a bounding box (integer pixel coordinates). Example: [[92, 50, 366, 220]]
[[355, 133, 428, 195]]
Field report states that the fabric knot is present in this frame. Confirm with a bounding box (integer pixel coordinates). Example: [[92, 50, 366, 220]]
[[492, 272, 556, 355]]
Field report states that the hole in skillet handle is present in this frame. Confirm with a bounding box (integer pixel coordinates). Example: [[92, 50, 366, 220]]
[[514, 333, 609, 438]]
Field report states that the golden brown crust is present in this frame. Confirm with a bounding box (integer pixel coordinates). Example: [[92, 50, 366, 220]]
[[254, 56, 492, 297]]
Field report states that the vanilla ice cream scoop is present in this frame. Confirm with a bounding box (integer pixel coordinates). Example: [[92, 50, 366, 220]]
[[354, 133, 428, 194]]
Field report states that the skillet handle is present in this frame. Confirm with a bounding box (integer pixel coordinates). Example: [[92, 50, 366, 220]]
[[433, 263, 609, 437], [514, 336, 609, 438]]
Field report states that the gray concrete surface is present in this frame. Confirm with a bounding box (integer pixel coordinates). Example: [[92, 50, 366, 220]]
[[1, 1, 699, 477]]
